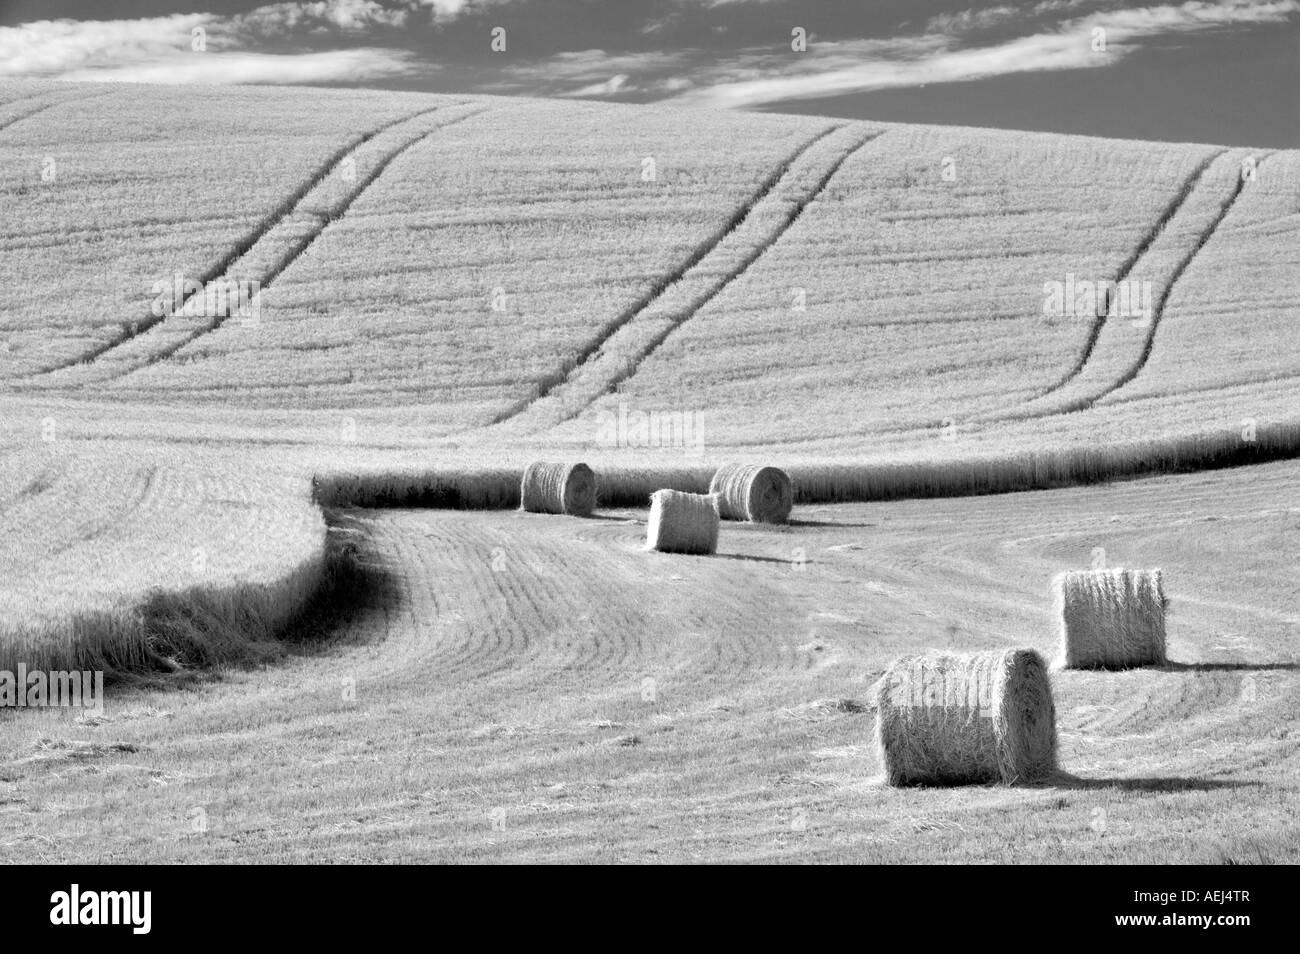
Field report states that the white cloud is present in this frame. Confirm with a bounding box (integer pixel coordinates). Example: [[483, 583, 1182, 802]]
[[491, 48, 699, 98], [491, 0, 1299, 105], [679, 0, 1300, 108], [1096, 0, 1300, 33], [677, 33, 1098, 108], [60, 49, 417, 85], [0, 15, 210, 76], [924, 5, 1023, 35], [565, 73, 636, 97], [498, 38, 947, 101], [924, 1, 1097, 36], [414, 0, 469, 16], [233, 1, 413, 35], [411, 0, 512, 22], [0, 2, 424, 84]]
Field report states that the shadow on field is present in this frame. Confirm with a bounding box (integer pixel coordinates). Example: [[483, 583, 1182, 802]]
[[788, 518, 881, 529], [280, 508, 400, 652], [715, 553, 801, 566], [1161, 661, 1300, 672], [1049, 772, 1260, 792], [583, 513, 643, 523]]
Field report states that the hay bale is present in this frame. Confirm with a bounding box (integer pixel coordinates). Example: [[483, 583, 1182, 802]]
[[645, 490, 719, 555], [875, 649, 1057, 786], [708, 463, 793, 523], [519, 461, 596, 516], [1054, 568, 1167, 669]]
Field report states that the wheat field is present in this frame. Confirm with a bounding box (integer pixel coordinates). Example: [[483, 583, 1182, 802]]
[[1, 78, 1297, 864]]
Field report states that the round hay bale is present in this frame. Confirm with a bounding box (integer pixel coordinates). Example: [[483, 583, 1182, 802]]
[[1054, 568, 1167, 669], [875, 649, 1057, 786], [708, 463, 793, 523], [645, 490, 719, 555], [519, 461, 596, 516]]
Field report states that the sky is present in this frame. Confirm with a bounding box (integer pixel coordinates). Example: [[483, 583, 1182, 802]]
[[0, 0, 1296, 146]]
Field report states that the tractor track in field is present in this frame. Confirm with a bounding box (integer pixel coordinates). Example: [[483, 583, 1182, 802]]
[[714, 144, 1277, 450], [123, 105, 491, 374], [971, 148, 1272, 426], [0, 101, 58, 136], [1094, 151, 1275, 404], [585, 126, 887, 408], [23, 102, 485, 384], [0, 88, 116, 137], [1032, 148, 1228, 401], [478, 123, 885, 436]]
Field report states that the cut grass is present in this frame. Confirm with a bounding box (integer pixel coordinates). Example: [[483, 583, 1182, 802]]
[[3, 459, 1298, 862]]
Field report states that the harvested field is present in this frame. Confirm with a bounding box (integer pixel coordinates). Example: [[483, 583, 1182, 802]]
[[2, 460, 1298, 862]]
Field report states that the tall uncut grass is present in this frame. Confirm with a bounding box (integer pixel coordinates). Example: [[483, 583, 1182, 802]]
[[312, 420, 1300, 510], [0, 449, 328, 676]]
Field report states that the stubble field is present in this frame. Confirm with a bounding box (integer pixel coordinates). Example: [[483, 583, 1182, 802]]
[[3, 461, 1298, 862]]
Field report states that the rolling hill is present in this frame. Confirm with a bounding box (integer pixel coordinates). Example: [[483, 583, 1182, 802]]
[[1, 80, 1294, 472]]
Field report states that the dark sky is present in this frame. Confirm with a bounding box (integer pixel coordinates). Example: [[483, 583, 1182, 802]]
[[1, 0, 1296, 147], [762, 27, 1299, 147]]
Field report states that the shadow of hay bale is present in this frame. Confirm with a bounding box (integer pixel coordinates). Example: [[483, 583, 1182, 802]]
[[1158, 661, 1300, 672], [1045, 771, 1262, 792]]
